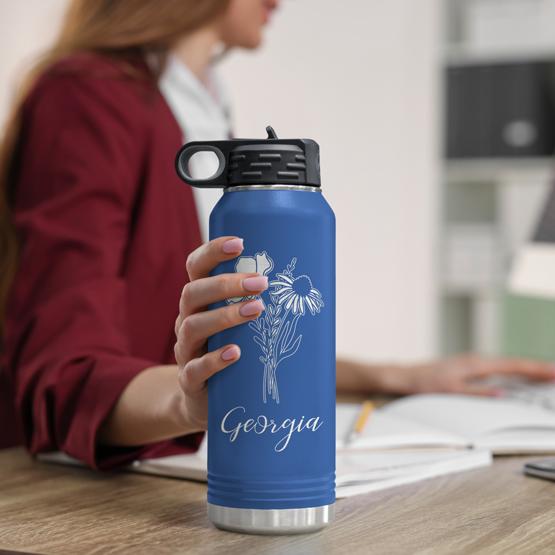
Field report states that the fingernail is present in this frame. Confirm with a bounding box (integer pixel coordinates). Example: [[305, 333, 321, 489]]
[[239, 299, 265, 317], [221, 345, 241, 361], [242, 275, 268, 292], [222, 238, 243, 254]]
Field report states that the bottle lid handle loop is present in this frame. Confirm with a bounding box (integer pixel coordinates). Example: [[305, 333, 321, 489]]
[[175, 143, 229, 188]]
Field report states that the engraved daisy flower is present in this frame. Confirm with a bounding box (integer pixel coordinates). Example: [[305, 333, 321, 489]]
[[270, 273, 324, 316]]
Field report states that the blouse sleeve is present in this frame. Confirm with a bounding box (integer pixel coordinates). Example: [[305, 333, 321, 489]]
[[4, 70, 166, 469]]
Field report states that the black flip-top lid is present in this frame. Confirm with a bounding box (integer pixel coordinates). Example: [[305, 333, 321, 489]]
[[175, 126, 321, 188]]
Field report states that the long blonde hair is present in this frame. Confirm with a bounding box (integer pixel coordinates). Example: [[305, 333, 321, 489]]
[[0, 0, 229, 339]]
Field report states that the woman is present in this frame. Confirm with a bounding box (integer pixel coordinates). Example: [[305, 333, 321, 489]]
[[1, 0, 554, 467]]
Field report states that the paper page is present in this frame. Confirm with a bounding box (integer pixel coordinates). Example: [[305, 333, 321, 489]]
[[473, 428, 555, 454], [337, 449, 479, 484], [131, 434, 208, 481], [136, 435, 491, 499], [336, 449, 492, 498], [38, 429, 492, 499], [382, 394, 555, 442], [337, 403, 467, 450]]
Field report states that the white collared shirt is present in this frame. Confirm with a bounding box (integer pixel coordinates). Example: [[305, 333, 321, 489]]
[[159, 54, 232, 241]]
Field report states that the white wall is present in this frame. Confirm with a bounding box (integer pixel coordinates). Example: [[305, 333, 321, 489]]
[[0, 0, 67, 127], [220, 0, 441, 362], [0, 0, 441, 363]]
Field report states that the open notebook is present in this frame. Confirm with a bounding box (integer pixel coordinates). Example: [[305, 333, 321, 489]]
[[45, 395, 532, 498], [337, 394, 555, 454], [126, 393, 555, 496], [131, 434, 490, 499], [38, 404, 491, 498]]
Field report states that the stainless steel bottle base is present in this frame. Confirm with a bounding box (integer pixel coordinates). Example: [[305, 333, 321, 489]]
[[207, 503, 335, 535]]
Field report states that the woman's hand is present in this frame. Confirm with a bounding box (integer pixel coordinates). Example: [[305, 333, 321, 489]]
[[337, 355, 555, 397], [97, 236, 267, 448], [403, 355, 555, 396], [174, 236, 268, 431]]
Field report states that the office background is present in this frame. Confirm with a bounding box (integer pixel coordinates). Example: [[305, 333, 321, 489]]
[[1, 0, 551, 364]]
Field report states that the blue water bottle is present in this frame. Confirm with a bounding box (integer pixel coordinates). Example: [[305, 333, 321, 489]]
[[176, 127, 335, 534]]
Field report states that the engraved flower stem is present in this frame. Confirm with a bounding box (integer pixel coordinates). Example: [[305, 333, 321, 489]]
[[266, 305, 292, 403]]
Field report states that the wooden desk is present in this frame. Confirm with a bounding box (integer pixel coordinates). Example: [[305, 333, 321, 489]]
[[1, 449, 555, 554]]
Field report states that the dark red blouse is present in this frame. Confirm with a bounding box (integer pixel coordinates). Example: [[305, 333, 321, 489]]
[[1, 54, 204, 469]]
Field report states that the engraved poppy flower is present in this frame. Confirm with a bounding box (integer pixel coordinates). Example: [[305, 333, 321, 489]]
[[270, 273, 324, 316], [227, 251, 274, 304]]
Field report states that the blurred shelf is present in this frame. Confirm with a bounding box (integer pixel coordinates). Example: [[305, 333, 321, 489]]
[[444, 158, 554, 184], [444, 45, 555, 67], [439, 0, 555, 356], [441, 283, 500, 295]]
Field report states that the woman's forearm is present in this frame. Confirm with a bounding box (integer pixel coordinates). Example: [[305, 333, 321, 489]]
[[100, 354, 555, 448], [97, 364, 196, 446], [99, 358, 408, 447], [336, 357, 412, 395]]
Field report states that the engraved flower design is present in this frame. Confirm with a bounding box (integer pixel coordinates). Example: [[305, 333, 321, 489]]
[[225, 251, 325, 404], [270, 274, 324, 316], [227, 251, 274, 304], [250, 256, 325, 403]]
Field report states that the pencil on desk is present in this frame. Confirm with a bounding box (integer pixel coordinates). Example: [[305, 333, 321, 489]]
[[347, 400, 375, 445]]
